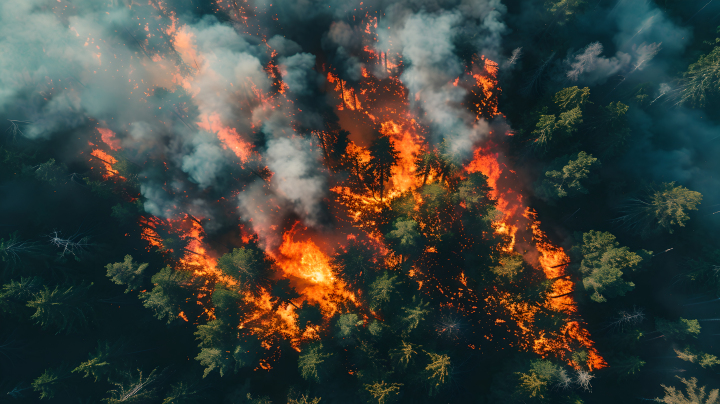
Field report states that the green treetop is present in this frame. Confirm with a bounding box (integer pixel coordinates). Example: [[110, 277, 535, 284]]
[[216, 247, 273, 293], [27, 283, 93, 334], [618, 182, 702, 236], [532, 87, 590, 150], [571, 230, 651, 303], [656, 317, 701, 340], [536, 152, 600, 200], [298, 343, 333, 383], [105, 255, 149, 293], [140, 267, 195, 324]]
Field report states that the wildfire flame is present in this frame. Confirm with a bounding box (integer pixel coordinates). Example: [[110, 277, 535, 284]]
[[74, 7, 606, 371]]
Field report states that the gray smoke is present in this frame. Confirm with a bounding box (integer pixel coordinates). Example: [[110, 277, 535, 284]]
[[376, 1, 507, 156]]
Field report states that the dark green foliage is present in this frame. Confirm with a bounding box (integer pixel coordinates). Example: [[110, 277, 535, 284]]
[[270, 278, 300, 309], [335, 313, 361, 341], [72, 340, 124, 381], [679, 43, 720, 107], [103, 368, 161, 403], [656, 317, 701, 340], [216, 247, 273, 293], [26, 158, 67, 185], [571, 230, 650, 302], [32, 364, 71, 399], [617, 182, 703, 236], [0, 276, 43, 315], [333, 238, 379, 290], [385, 218, 420, 263], [608, 355, 645, 377], [140, 267, 194, 324], [111, 200, 144, 224], [106, 255, 149, 293], [162, 382, 204, 404], [535, 151, 600, 200], [454, 172, 494, 212], [398, 296, 430, 336], [531, 87, 590, 150], [685, 248, 720, 294], [366, 135, 400, 200], [27, 283, 93, 333], [298, 343, 333, 383], [598, 101, 631, 156], [369, 271, 399, 311]]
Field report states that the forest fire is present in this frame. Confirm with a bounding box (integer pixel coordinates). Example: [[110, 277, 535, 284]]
[[274, 226, 356, 316], [89, 149, 121, 180], [70, 2, 609, 377], [7, 0, 716, 401]]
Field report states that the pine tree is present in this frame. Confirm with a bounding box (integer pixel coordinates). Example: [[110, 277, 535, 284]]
[[656, 377, 719, 404], [103, 368, 161, 403], [389, 341, 419, 371], [536, 152, 600, 200], [140, 267, 194, 324], [196, 348, 234, 378], [216, 247, 273, 293], [162, 382, 203, 404], [332, 239, 378, 290], [27, 283, 93, 334], [366, 135, 400, 201], [298, 343, 333, 383], [365, 381, 402, 404], [0, 276, 43, 315], [386, 218, 420, 264], [369, 272, 399, 311], [32, 364, 71, 400], [424, 352, 451, 396], [335, 313, 361, 342], [617, 182, 702, 236], [399, 297, 430, 335], [678, 44, 720, 107], [105, 255, 149, 293], [72, 340, 126, 381], [656, 318, 701, 340], [571, 230, 650, 303]]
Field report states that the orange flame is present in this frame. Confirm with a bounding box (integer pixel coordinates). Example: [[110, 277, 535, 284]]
[[274, 226, 355, 316], [197, 112, 253, 164], [97, 128, 120, 150], [90, 149, 121, 180]]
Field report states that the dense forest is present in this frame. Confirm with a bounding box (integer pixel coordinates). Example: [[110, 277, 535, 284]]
[[0, 0, 719, 403]]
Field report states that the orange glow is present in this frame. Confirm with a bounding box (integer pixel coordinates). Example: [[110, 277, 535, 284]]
[[379, 120, 424, 194], [197, 112, 253, 164], [274, 225, 355, 316], [97, 128, 120, 150], [90, 149, 121, 180]]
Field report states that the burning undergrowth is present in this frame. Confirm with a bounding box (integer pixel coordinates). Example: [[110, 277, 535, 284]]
[[5, 0, 606, 377]]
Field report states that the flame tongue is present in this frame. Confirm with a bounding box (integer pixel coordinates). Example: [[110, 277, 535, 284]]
[[274, 226, 355, 316]]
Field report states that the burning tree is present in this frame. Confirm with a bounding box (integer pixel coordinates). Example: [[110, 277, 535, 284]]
[[365, 135, 400, 201]]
